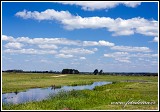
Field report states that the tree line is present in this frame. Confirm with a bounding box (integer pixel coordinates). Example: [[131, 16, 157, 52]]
[[2, 69, 158, 76], [62, 69, 79, 74], [93, 69, 103, 75]]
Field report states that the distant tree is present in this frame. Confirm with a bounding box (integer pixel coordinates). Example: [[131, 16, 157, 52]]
[[99, 70, 103, 75], [69, 69, 73, 74], [62, 69, 68, 74], [62, 69, 79, 74], [74, 70, 79, 74], [49, 70, 53, 73], [93, 69, 98, 75], [5, 69, 23, 73]]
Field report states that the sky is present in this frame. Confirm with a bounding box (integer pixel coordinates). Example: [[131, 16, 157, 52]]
[[1, 1, 159, 72]]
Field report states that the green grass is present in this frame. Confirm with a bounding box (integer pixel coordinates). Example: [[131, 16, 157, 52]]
[[2, 72, 157, 93], [2, 73, 158, 110]]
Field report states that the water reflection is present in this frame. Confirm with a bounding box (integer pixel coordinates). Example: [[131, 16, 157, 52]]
[[2, 81, 112, 104]]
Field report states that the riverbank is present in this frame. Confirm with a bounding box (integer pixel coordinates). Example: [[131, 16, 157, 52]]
[[2, 73, 158, 110], [2, 72, 157, 93]]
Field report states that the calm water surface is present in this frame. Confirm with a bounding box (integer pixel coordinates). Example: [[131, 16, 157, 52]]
[[2, 81, 112, 104]]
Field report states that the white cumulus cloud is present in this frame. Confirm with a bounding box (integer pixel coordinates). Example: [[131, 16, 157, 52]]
[[104, 52, 130, 63], [4, 42, 24, 49], [83, 40, 114, 46], [15, 10, 158, 36], [104, 52, 158, 63], [83, 41, 99, 46], [60, 2, 141, 11], [56, 54, 73, 58], [4, 48, 57, 55], [131, 53, 158, 58], [15, 9, 73, 20], [111, 46, 152, 52], [80, 57, 86, 60], [2, 35, 15, 41], [104, 52, 129, 58], [60, 47, 95, 55], [153, 37, 158, 42], [99, 40, 115, 46], [38, 44, 58, 49], [2, 35, 81, 46], [115, 58, 131, 63]]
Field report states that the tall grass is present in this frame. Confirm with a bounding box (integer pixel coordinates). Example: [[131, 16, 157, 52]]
[[3, 81, 158, 110], [2, 72, 157, 93]]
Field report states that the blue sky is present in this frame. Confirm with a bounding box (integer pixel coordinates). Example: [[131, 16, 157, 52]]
[[2, 2, 158, 72]]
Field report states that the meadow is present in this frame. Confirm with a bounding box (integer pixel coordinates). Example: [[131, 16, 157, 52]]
[[2, 72, 158, 110]]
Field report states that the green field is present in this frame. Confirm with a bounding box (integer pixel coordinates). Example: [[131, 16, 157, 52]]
[[2, 73, 158, 110]]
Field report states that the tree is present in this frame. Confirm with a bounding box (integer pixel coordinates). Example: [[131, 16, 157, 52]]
[[93, 69, 98, 75], [74, 70, 79, 74], [62, 69, 79, 74], [99, 70, 103, 75], [62, 69, 68, 74]]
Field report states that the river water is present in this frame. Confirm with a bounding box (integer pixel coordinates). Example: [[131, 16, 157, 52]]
[[2, 81, 112, 104]]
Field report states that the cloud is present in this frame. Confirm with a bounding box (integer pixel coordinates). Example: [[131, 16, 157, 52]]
[[2, 35, 81, 46], [3, 35, 113, 48], [15, 9, 73, 20], [29, 37, 80, 45], [122, 2, 141, 8], [55, 54, 73, 58], [83, 41, 98, 46], [4, 42, 24, 49], [2, 35, 155, 61], [59, 2, 141, 11], [111, 46, 152, 52], [131, 53, 158, 58], [15, 9, 158, 36], [104, 52, 158, 59], [2, 35, 15, 41], [2, 35, 113, 56], [135, 23, 158, 36], [115, 58, 131, 63], [62, 17, 158, 37], [4, 49, 57, 55], [40, 59, 50, 63], [104, 52, 129, 58], [92, 48, 98, 51], [104, 52, 158, 63], [60, 47, 95, 55], [153, 37, 158, 42], [38, 44, 58, 49], [151, 60, 158, 65], [16, 36, 33, 43], [99, 40, 115, 46], [104, 52, 130, 63], [83, 40, 114, 46], [80, 57, 86, 60], [3, 35, 115, 47]]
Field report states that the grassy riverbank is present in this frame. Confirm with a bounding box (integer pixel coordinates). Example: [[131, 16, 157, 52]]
[[2, 73, 158, 110]]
